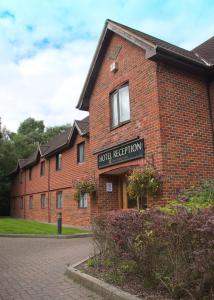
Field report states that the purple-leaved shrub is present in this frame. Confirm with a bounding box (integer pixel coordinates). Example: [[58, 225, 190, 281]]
[[92, 208, 214, 299]]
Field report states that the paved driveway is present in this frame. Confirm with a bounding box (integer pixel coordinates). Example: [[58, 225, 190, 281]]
[[0, 237, 102, 300]]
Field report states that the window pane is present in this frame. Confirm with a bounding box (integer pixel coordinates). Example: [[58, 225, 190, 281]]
[[40, 162, 45, 176], [56, 154, 62, 170], [78, 143, 85, 163], [41, 194, 46, 208], [79, 193, 87, 208], [57, 192, 63, 208], [111, 93, 119, 127], [84, 194, 88, 208], [119, 85, 130, 123], [59, 154, 62, 169]]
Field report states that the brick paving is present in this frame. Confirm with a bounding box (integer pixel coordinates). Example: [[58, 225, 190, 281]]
[[0, 237, 103, 300]]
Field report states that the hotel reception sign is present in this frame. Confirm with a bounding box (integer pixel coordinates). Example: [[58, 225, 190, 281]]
[[98, 139, 144, 169]]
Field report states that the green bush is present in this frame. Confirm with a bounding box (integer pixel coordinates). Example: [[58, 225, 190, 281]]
[[177, 180, 214, 209]]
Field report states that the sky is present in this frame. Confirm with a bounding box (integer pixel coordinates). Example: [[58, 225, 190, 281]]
[[0, 0, 213, 132]]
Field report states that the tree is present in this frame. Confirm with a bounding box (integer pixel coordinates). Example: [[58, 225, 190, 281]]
[[127, 165, 161, 209], [0, 117, 71, 215], [0, 127, 17, 215], [43, 124, 70, 143], [18, 117, 45, 137]]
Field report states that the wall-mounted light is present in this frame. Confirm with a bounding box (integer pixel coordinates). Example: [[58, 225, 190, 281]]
[[110, 62, 118, 73]]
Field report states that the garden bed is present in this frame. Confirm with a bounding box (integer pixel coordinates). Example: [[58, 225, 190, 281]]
[[77, 257, 170, 300], [90, 205, 214, 300]]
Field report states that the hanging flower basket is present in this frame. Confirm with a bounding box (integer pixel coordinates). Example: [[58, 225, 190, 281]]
[[74, 180, 96, 201]]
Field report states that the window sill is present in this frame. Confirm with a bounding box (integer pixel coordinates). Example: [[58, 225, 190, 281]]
[[110, 120, 131, 131]]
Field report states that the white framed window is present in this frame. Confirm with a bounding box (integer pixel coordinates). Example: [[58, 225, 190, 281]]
[[40, 161, 45, 176], [111, 84, 130, 128], [79, 193, 88, 208], [77, 142, 85, 163], [56, 191, 63, 209], [41, 194, 46, 209], [56, 153, 62, 171]]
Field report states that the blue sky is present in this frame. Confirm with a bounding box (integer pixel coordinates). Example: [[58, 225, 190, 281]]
[[0, 0, 213, 131]]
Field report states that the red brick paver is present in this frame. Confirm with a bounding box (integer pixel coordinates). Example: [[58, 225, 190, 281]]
[[0, 237, 102, 300]]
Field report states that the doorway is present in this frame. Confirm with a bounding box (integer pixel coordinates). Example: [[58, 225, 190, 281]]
[[118, 176, 147, 209]]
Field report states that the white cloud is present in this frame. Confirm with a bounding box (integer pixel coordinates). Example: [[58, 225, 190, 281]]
[[0, 40, 94, 131], [0, 0, 213, 132]]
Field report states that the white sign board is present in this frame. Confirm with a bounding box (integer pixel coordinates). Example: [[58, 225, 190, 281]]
[[106, 182, 113, 192]]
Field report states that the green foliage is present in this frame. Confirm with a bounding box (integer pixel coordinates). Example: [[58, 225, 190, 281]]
[[0, 118, 71, 215], [87, 257, 100, 268], [177, 180, 214, 209], [119, 259, 138, 274], [43, 124, 70, 143], [18, 117, 45, 138], [127, 165, 161, 209], [159, 181, 214, 215], [74, 179, 96, 201]]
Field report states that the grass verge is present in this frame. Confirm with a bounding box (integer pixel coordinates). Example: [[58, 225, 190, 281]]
[[0, 217, 89, 235]]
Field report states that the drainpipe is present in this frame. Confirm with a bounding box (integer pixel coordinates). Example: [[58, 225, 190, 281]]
[[206, 79, 214, 150], [48, 159, 51, 223], [24, 169, 26, 219]]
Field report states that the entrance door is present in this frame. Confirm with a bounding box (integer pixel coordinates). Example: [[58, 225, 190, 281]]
[[118, 176, 147, 209]]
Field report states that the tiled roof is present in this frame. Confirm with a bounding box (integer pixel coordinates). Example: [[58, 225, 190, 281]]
[[75, 116, 89, 135], [109, 20, 211, 66], [42, 127, 72, 156], [77, 19, 213, 111], [10, 117, 89, 174], [192, 36, 214, 65]]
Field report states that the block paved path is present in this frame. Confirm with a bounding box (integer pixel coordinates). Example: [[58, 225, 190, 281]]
[[0, 237, 103, 300]]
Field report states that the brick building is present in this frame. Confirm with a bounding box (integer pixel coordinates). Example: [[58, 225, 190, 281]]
[[10, 20, 214, 227]]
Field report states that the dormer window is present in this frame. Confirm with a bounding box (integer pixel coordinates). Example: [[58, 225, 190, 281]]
[[111, 84, 130, 128]]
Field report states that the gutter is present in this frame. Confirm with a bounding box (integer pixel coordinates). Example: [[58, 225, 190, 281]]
[[148, 46, 211, 75]]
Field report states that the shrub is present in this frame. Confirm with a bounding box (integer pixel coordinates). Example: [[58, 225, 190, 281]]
[[177, 180, 214, 209], [92, 207, 214, 299], [127, 165, 161, 209]]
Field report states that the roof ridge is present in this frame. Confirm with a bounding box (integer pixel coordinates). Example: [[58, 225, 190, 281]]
[[108, 19, 197, 56]]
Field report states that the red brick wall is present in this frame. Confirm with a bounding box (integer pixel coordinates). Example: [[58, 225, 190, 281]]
[[209, 79, 214, 134], [26, 158, 48, 194], [88, 33, 163, 212], [10, 31, 214, 225], [10, 135, 92, 227], [49, 188, 91, 227], [157, 63, 214, 199], [24, 193, 49, 222]]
